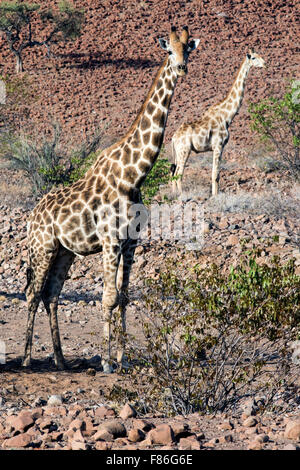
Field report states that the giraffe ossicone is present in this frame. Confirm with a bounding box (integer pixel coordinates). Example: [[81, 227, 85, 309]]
[[22, 26, 200, 372], [171, 50, 266, 197]]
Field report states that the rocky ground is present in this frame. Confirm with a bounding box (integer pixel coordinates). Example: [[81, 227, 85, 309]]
[[0, 165, 299, 450], [0, 0, 299, 452], [0, 398, 300, 451]]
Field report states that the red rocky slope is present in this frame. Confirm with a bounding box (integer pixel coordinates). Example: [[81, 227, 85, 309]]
[[0, 0, 298, 158]]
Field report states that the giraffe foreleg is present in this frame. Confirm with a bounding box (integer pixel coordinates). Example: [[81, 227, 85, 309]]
[[101, 241, 121, 373], [211, 144, 224, 197], [171, 138, 179, 195], [116, 238, 137, 368]]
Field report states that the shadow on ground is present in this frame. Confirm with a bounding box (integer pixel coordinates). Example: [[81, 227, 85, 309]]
[[0, 356, 103, 374]]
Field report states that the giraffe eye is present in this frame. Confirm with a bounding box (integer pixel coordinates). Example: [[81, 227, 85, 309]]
[[168, 50, 173, 55]]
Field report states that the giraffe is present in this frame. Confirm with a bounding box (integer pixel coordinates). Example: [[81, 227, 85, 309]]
[[171, 50, 265, 197], [22, 26, 200, 373]]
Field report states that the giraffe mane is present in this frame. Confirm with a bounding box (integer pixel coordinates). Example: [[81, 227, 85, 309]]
[[213, 54, 248, 108], [102, 56, 169, 156]]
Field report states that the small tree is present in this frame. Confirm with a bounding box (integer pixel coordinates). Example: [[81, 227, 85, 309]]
[[0, 1, 85, 73], [249, 80, 300, 179]]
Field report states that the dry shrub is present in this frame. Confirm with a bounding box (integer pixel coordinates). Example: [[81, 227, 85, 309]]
[[128, 244, 299, 416]]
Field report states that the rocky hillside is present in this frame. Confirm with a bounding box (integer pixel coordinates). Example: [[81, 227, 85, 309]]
[[0, 0, 298, 157]]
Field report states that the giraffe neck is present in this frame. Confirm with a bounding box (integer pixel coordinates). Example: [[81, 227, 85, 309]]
[[220, 56, 250, 125], [121, 56, 178, 188], [87, 57, 178, 198]]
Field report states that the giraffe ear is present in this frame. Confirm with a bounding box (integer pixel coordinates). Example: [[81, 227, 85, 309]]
[[159, 38, 169, 51], [187, 38, 200, 52]]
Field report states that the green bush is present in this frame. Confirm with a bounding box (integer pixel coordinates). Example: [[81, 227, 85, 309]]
[[141, 147, 172, 205], [131, 243, 299, 415], [249, 80, 300, 179]]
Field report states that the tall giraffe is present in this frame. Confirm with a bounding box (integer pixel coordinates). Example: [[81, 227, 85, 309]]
[[23, 26, 200, 373], [171, 50, 265, 196]]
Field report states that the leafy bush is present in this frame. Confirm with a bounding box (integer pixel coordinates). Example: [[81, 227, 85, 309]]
[[130, 244, 299, 415], [249, 80, 300, 179], [1, 122, 104, 195], [141, 147, 172, 205]]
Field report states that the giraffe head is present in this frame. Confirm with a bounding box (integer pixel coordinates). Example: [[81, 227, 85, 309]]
[[159, 26, 200, 77], [246, 49, 266, 68]]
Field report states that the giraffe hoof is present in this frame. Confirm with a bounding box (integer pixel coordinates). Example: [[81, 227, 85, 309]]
[[55, 362, 66, 371], [102, 361, 114, 374], [117, 353, 131, 371], [22, 357, 31, 368]]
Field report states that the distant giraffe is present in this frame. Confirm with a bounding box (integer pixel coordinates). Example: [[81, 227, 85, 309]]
[[171, 50, 265, 196], [23, 26, 200, 373]]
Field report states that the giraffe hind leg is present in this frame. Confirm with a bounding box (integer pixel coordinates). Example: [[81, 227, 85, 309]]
[[41, 245, 75, 370], [172, 147, 191, 197], [23, 251, 57, 367]]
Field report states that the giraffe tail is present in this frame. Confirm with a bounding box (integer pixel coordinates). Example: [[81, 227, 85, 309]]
[[170, 138, 177, 176], [24, 267, 33, 293]]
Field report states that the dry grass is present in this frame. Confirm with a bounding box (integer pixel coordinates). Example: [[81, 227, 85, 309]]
[[247, 144, 284, 173], [180, 152, 243, 171], [159, 180, 209, 202], [0, 178, 32, 208], [204, 186, 300, 220]]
